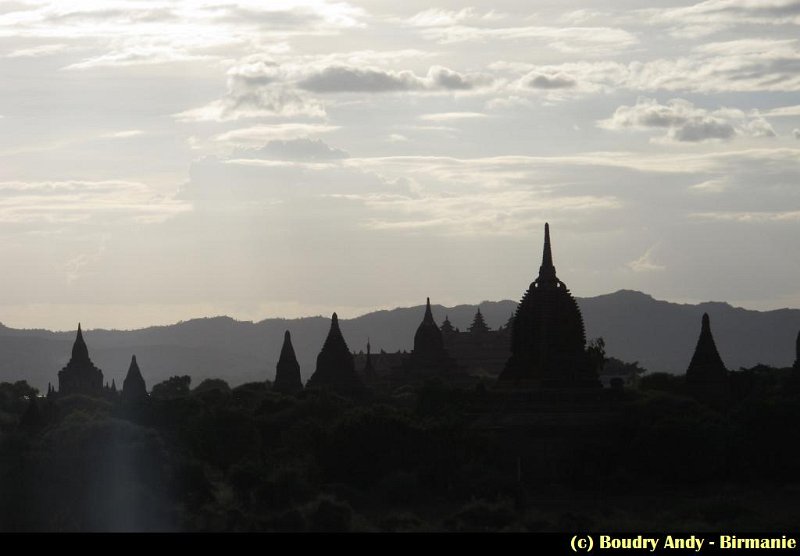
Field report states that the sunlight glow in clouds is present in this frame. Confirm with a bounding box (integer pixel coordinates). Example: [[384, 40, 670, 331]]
[[0, 0, 799, 329]]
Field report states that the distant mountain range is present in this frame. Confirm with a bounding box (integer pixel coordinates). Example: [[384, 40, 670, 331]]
[[1, 290, 798, 392]]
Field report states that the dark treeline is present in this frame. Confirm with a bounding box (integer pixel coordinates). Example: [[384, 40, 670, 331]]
[[3, 365, 800, 532]]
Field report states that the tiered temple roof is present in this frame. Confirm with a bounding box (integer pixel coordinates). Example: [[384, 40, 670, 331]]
[[498, 224, 598, 388], [58, 324, 104, 397], [467, 308, 490, 334]]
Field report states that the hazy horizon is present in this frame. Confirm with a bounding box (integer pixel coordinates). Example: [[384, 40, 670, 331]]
[[1, 1, 799, 331], [0, 287, 791, 333]]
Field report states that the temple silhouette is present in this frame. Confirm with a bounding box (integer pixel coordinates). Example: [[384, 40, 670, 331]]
[[498, 223, 599, 388], [43, 224, 798, 412], [57, 324, 105, 397], [685, 313, 730, 406], [400, 298, 458, 378], [305, 313, 366, 397], [273, 330, 303, 395], [52, 324, 149, 403], [121, 355, 148, 404]]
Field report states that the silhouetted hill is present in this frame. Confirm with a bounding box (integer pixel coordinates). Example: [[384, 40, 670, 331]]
[[1, 290, 798, 391]]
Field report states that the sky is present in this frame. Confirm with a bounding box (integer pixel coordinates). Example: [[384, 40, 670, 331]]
[[0, 0, 799, 330]]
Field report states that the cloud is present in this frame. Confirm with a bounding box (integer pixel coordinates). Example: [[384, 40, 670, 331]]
[[690, 210, 800, 222], [523, 71, 577, 90], [0, 180, 189, 224], [299, 66, 424, 92], [690, 179, 728, 193], [501, 39, 800, 95], [420, 24, 637, 54], [627, 246, 666, 273], [101, 129, 145, 139], [177, 59, 494, 122], [212, 123, 338, 147], [0, 1, 366, 70], [5, 43, 67, 58], [766, 105, 800, 117], [237, 138, 348, 160], [794, 128, 800, 139], [599, 98, 776, 143], [407, 8, 503, 28], [419, 112, 487, 122], [647, 0, 800, 37], [298, 64, 492, 93]]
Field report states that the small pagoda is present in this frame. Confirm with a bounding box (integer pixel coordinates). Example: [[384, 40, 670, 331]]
[[685, 313, 730, 407], [273, 330, 303, 395], [121, 355, 148, 404], [306, 313, 365, 397]]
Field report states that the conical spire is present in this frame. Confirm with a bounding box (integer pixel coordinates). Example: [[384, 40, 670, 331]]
[[686, 313, 727, 384], [423, 297, 434, 323], [306, 313, 364, 396], [538, 223, 557, 283], [111, 379, 117, 393], [274, 330, 302, 394], [121, 354, 148, 404], [413, 297, 444, 355], [71, 322, 90, 362]]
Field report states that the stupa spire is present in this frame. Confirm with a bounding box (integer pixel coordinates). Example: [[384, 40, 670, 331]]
[[538, 223, 557, 283], [423, 297, 434, 323], [274, 330, 303, 394], [71, 322, 89, 362], [306, 313, 365, 396], [121, 354, 148, 404]]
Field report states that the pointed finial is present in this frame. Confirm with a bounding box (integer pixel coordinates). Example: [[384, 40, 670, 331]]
[[284, 330, 291, 342], [702, 312, 711, 331], [367, 337, 371, 354], [538, 222, 557, 282]]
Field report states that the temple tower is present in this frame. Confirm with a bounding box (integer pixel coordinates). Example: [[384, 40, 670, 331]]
[[498, 224, 598, 388], [306, 313, 365, 396], [685, 313, 729, 406], [57, 324, 104, 397], [121, 355, 148, 404], [468, 308, 490, 335], [403, 298, 457, 375], [273, 330, 303, 394]]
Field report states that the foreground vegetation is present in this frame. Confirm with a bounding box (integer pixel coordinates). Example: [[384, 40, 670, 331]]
[[2, 366, 800, 532]]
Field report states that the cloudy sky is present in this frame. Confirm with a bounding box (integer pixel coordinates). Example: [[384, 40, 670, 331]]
[[0, 0, 799, 330]]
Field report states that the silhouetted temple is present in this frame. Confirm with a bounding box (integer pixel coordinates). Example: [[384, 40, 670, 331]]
[[362, 339, 377, 382], [794, 330, 800, 371], [498, 224, 599, 388], [441, 311, 511, 377], [121, 355, 148, 404], [685, 313, 729, 406], [402, 298, 457, 376], [468, 308, 490, 335], [58, 324, 104, 397], [273, 330, 303, 395], [306, 313, 365, 397]]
